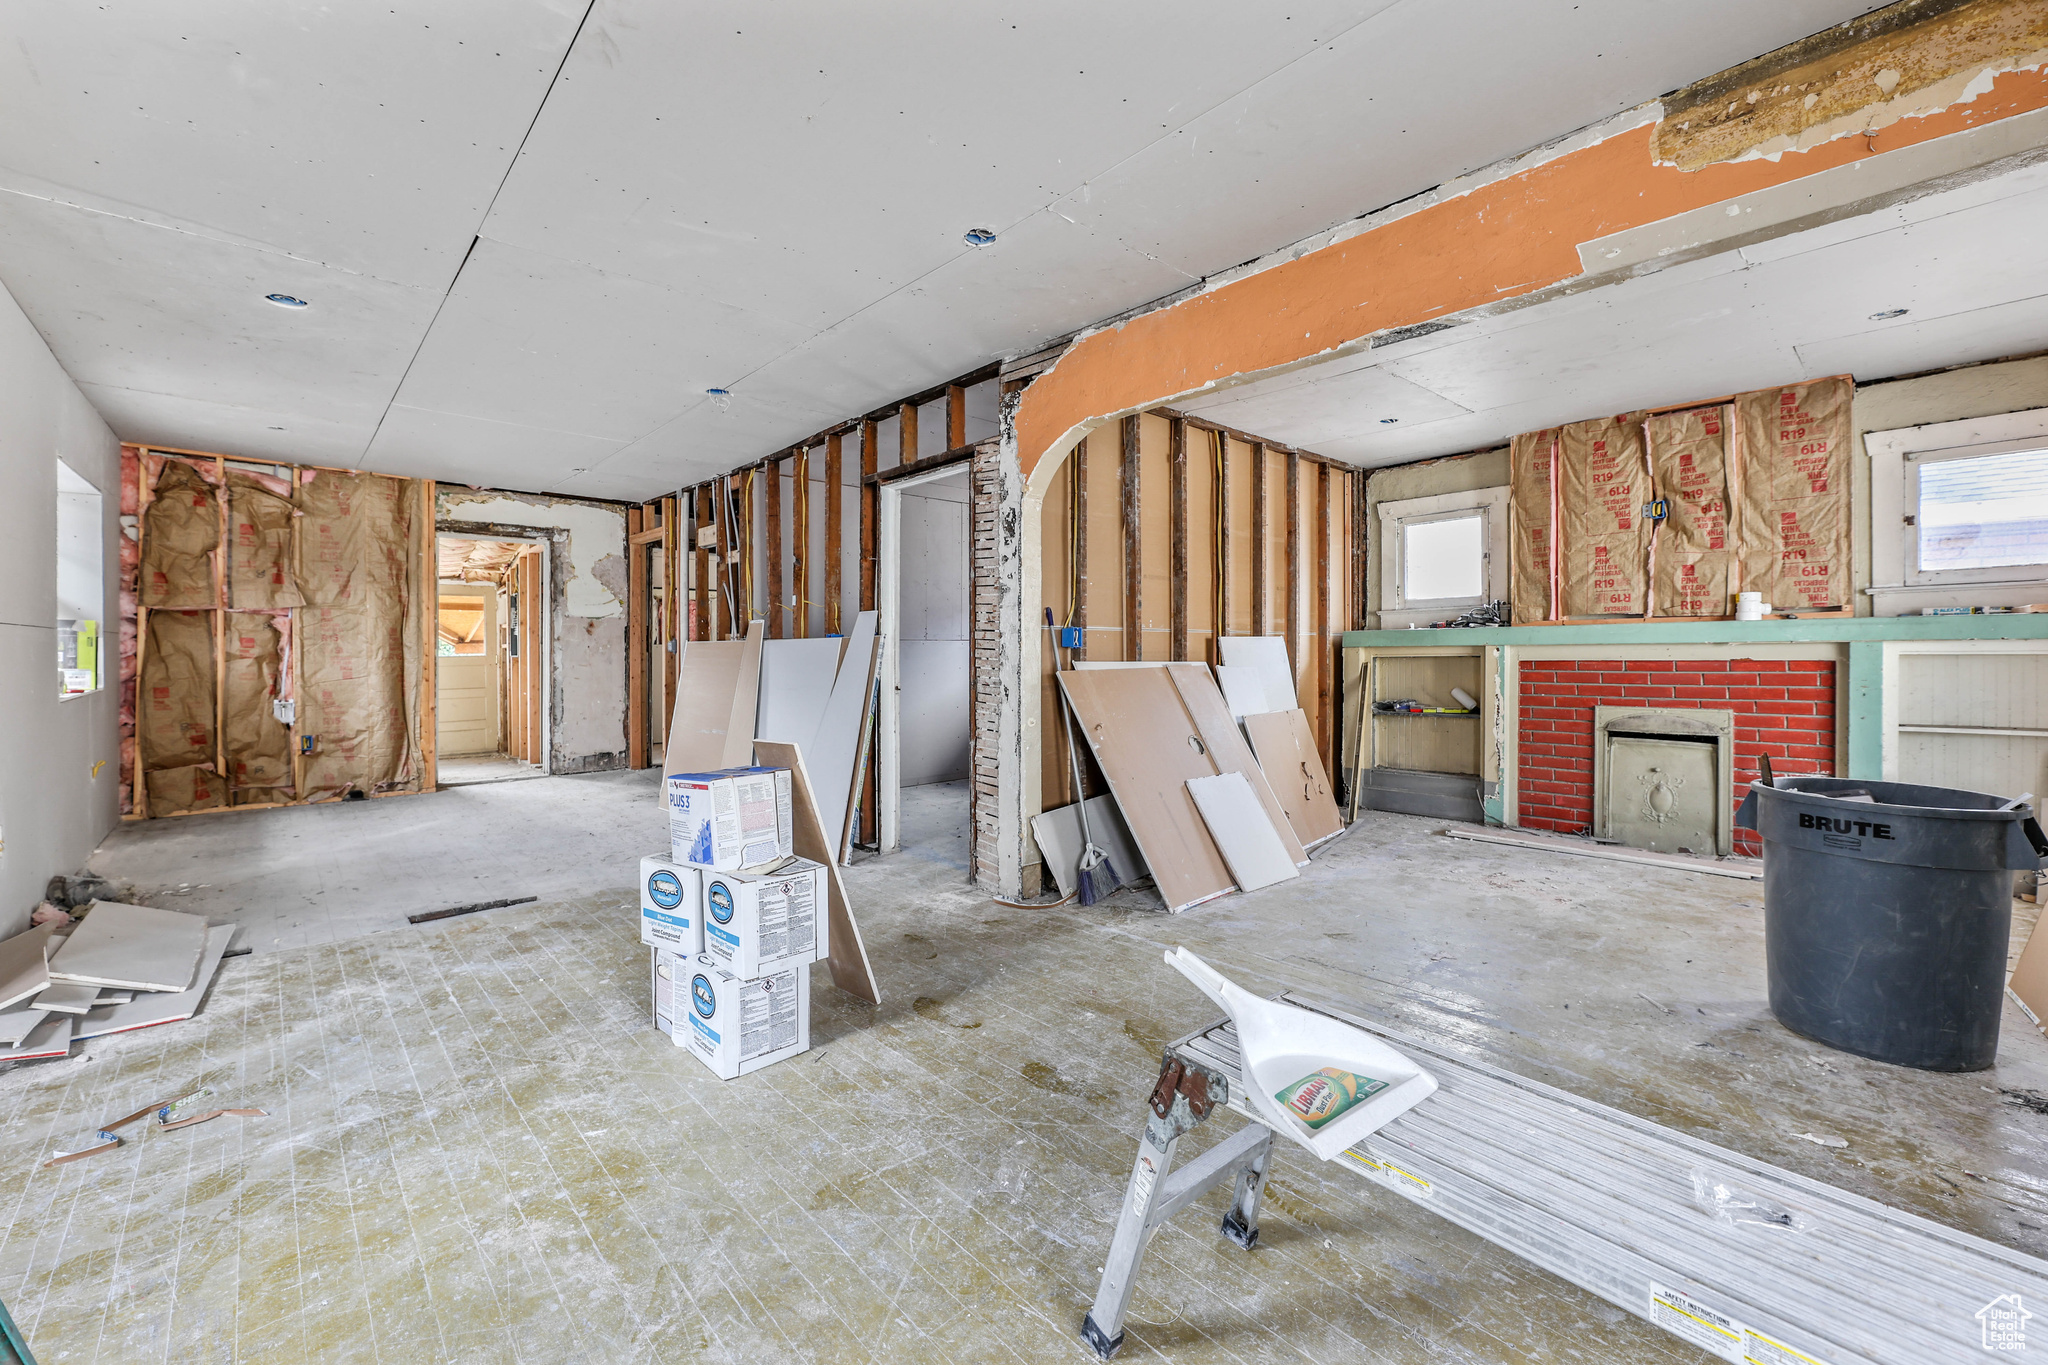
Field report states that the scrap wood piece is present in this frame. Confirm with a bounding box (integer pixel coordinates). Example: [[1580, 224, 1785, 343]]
[[74, 923, 236, 1040], [0, 923, 56, 1010], [750, 740, 879, 1005], [47, 900, 209, 992], [158, 1107, 266, 1133], [42, 1131, 124, 1168], [1243, 709, 1345, 849], [1055, 667, 1235, 914], [1164, 664, 1307, 867], [1437, 825, 1762, 880], [1186, 773, 1300, 892]]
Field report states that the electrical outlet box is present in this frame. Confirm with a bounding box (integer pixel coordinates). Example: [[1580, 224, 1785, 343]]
[[1058, 626, 1083, 650]]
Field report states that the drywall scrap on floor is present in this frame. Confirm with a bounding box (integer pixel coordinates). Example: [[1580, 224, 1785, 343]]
[[0, 924, 57, 1009], [48, 900, 208, 992], [1030, 795, 1149, 900]]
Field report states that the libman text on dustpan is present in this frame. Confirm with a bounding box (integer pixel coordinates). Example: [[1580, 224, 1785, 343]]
[[1275, 1068, 1390, 1130]]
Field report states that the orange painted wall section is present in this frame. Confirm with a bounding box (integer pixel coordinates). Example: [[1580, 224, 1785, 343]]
[[1014, 68, 2048, 482]]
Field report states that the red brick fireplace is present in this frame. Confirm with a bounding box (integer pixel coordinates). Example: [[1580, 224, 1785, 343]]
[[1517, 658, 1836, 855]]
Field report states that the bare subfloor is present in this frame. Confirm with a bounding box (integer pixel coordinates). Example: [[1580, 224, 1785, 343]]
[[5, 779, 2043, 1362]]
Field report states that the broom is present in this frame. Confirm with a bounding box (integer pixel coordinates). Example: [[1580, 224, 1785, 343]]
[[1045, 609, 1120, 905]]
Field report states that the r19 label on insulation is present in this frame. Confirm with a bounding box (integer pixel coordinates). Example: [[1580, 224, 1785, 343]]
[[1647, 1284, 1833, 1365]]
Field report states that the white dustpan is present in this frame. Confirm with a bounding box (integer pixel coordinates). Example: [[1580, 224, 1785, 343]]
[[1166, 946, 1437, 1160]]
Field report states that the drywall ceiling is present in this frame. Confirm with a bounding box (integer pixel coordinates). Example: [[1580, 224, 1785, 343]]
[[0, 0, 1889, 500], [1175, 155, 2048, 466]]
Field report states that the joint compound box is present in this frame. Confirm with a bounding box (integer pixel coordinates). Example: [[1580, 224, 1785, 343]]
[[702, 857, 828, 978], [638, 854, 702, 953], [677, 953, 810, 1078], [666, 767, 792, 870]]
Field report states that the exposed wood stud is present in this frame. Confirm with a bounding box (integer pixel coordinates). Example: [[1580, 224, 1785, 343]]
[[627, 505, 648, 768], [1352, 469, 1369, 630], [946, 383, 966, 449], [1214, 430, 1230, 660], [1073, 431, 1089, 661], [825, 432, 843, 635], [694, 484, 712, 643], [1152, 406, 1344, 469], [859, 420, 878, 613], [1121, 414, 1141, 661], [1285, 449, 1301, 679], [1168, 416, 1188, 662], [1316, 463, 1334, 774], [1251, 442, 1268, 638], [661, 495, 678, 740], [899, 400, 918, 469], [792, 446, 810, 639], [211, 455, 227, 798], [765, 456, 783, 639], [863, 442, 980, 486], [420, 480, 439, 793]]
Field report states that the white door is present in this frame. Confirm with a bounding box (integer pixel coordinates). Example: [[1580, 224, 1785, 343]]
[[437, 588, 499, 756]]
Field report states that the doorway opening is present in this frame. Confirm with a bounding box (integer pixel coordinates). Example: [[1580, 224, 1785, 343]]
[[877, 466, 973, 870], [436, 536, 549, 787]]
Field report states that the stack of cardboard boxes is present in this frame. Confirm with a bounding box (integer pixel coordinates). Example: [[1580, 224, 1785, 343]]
[[641, 765, 829, 1078]]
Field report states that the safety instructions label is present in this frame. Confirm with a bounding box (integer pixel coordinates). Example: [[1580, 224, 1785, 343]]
[[1338, 1143, 1432, 1199], [1648, 1284, 1832, 1365]]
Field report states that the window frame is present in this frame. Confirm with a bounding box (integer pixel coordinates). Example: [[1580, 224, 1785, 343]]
[[1376, 486, 1508, 627], [1867, 407, 2048, 614]]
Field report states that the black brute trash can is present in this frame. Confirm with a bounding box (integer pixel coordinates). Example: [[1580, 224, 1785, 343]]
[[1735, 776, 2046, 1071]]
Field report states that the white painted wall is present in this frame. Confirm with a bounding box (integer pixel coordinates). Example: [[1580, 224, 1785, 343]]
[[899, 472, 970, 786], [0, 278, 122, 932]]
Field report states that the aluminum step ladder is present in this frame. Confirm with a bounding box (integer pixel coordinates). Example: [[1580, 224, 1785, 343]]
[[1083, 994, 2048, 1363]]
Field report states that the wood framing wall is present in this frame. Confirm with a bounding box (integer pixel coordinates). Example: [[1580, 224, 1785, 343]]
[[1037, 410, 1358, 813]]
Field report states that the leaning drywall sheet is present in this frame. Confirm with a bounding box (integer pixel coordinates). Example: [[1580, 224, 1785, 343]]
[[1560, 415, 1650, 617], [1647, 406, 1736, 617], [1186, 773, 1298, 892], [1030, 795, 1150, 900], [757, 637, 841, 748], [139, 609, 215, 773], [1056, 667, 1234, 913], [1166, 664, 1308, 867], [2010, 912, 2047, 1033], [1243, 708, 1345, 848], [224, 613, 293, 804], [1218, 637, 1299, 714], [666, 638, 747, 775], [1211, 664, 1271, 722], [48, 902, 209, 992], [1736, 377, 1852, 611], [140, 457, 219, 608], [226, 469, 302, 608], [75, 923, 235, 1039], [1508, 428, 1559, 623], [723, 621, 766, 769], [753, 740, 879, 1004], [0, 925, 55, 1009], [810, 611, 880, 862]]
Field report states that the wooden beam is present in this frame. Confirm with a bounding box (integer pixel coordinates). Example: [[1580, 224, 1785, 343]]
[[694, 484, 712, 643], [946, 383, 966, 449], [419, 480, 438, 793], [1073, 430, 1089, 660], [662, 494, 678, 740], [792, 446, 810, 638], [824, 432, 843, 636], [1251, 442, 1268, 638], [899, 400, 918, 469], [1315, 463, 1333, 777], [859, 419, 878, 613], [1150, 406, 1347, 471], [1121, 415, 1141, 661], [765, 456, 783, 639], [629, 525, 666, 546], [628, 504, 648, 768], [1285, 449, 1301, 676], [864, 443, 978, 486], [1352, 469, 1369, 630], [1169, 416, 1188, 662], [1213, 429, 1229, 658]]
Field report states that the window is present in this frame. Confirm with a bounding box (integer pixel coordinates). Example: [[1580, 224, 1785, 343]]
[[1866, 409, 2048, 615], [55, 458, 103, 698], [1377, 487, 1508, 627], [1912, 443, 2048, 577]]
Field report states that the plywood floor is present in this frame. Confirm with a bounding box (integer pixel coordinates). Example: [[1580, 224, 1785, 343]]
[[6, 787, 2044, 1363]]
